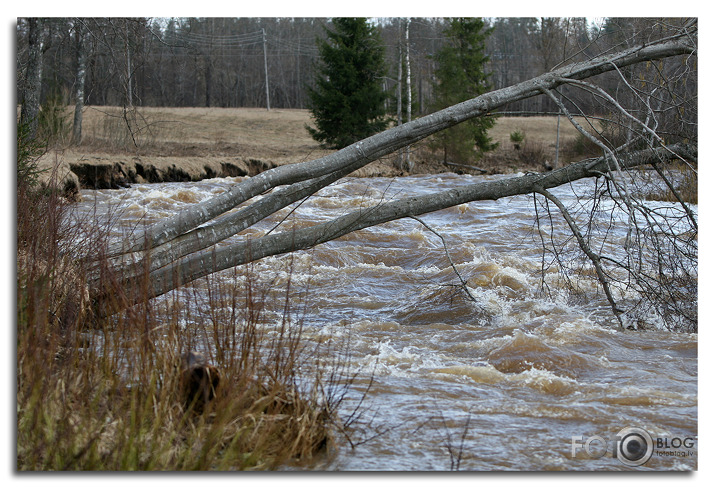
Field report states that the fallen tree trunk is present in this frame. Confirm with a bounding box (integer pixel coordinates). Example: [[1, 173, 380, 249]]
[[104, 35, 695, 259], [91, 28, 697, 317], [94, 143, 696, 315]]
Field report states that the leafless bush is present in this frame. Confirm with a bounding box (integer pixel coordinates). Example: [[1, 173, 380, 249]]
[[517, 139, 548, 167], [84, 107, 173, 152]]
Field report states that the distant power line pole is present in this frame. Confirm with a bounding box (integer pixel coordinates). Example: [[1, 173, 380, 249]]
[[262, 28, 270, 111]]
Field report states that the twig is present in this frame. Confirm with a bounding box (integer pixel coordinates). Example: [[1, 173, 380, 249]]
[[444, 162, 487, 174], [437, 410, 472, 471], [539, 84, 640, 250], [409, 215, 480, 306], [535, 186, 626, 328]]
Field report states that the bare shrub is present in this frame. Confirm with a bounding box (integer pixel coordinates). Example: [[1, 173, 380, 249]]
[[517, 139, 548, 167], [83, 107, 174, 152]]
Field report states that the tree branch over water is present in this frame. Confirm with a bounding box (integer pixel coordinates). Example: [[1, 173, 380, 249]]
[[104, 33, 695, 257], [91, 26, 697, 328], [95, 142, 695, 315]]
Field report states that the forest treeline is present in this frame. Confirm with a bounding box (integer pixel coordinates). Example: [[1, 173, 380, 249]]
[[16, 17, 696, 123]]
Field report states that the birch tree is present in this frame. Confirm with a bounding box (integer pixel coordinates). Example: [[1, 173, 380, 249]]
[[90, 24, 697, 331], [72, 19, 88, 144]]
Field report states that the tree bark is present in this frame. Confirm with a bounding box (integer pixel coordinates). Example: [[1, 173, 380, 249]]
[[72, 20, 88, 145], [405, 18, 412, 171], [124, 20, 133, 108]]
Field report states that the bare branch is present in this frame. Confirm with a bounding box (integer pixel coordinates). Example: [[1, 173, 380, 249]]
[[408, 216, 481, 305], [534, 186, 625, 327]]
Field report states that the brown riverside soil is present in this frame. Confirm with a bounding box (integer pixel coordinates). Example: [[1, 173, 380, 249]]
[[34, 107, 592, 201]]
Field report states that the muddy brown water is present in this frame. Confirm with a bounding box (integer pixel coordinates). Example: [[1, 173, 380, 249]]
[[73, 172, 697, 471]]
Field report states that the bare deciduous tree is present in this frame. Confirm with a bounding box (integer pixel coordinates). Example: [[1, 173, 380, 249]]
[[19, 18, 44, 140], [88, 25, 697, 333], [72, 19, 88, 144]]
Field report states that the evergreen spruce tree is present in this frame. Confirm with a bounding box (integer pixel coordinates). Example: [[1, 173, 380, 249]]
[[306, 18, 390, 149], [430, 18, 498, 164]]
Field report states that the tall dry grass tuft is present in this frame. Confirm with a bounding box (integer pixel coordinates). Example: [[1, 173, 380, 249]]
[[82, 107, 173, 152], [17, 141, 361, 470]]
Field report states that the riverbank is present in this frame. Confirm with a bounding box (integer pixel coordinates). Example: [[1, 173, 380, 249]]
[[36, 106, 592, 199], [18, 140, 353, 469]]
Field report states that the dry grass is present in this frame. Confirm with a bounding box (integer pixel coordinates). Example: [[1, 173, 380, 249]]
[[488, 115, 586, 149], [38, 104, 695, 196], [79, 108, 586, 154], [63, 107, 597, 177], [16, 157, 361, 470], [79, 106, 334, 164], [56, 106, 694, 190], [476, 115, 598, 173]]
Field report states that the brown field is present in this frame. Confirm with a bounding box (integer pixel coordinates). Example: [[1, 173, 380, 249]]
[[79, 106, 334, 163], [45, 106, 596, 182]]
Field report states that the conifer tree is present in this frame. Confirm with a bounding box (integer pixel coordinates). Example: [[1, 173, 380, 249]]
[[430, 18, 498, 163], [306, 18, 390, 149]]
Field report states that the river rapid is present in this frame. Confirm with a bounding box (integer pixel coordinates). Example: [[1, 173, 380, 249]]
[[74, 172, 697, 471]]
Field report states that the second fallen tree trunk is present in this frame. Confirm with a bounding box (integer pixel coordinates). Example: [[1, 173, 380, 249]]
[[93, 143, 695, 316]]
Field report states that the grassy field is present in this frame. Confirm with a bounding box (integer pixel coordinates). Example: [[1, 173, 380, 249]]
[[40, 104, 697, 206], [79, 106, 335, 163], [59, 106, 594, 177]]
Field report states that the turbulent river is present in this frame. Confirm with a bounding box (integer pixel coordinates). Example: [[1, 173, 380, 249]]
[[74, 172, 697, 471]]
